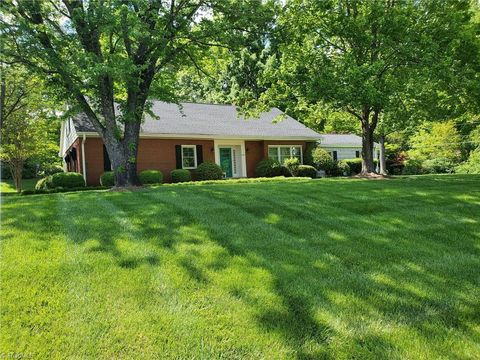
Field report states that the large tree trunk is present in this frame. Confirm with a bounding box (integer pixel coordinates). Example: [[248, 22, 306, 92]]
[[103, 132, 140, 187], [360, 122, 376, 175], [379, 134, 388, 175]]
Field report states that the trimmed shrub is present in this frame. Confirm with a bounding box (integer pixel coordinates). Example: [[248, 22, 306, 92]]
[[196, 161, 223, 181], [284, 158, 300, 177], [171, 169, 191, 183], [139, 170, 163, 184], [336, 161, 351, 176], [342, 158, 379, 174], [279, 165, 292, 177], [297, 165, 317, 178], [402, 159, 423, 175], [342, 158, 362, 174], [423, 158, 455, 174], [42, 165, 64, 176], [35, 176, 51, 190], [50, 172, 85, 188], [312, 148, 336, 174], [255, 159, 281, 177], [100, 171, 115, 187]]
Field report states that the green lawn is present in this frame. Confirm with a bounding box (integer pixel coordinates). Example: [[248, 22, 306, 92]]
[[0, 178, 37, 193], [1, 175, 479, 359]]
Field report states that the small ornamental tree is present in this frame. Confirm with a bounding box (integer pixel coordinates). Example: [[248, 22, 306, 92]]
[[284, 157, 300, 176], [312, 148, 335, 174], [0, 68, 54, 192]]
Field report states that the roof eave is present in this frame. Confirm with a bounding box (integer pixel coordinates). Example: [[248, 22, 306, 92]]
[[77, 131, 321, 141]]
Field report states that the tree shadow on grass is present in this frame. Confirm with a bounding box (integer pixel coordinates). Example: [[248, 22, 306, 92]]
[[154, 181, 480, 358], [2, 178, 479, 358]]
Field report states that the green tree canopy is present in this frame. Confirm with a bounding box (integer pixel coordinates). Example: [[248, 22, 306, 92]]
[[249, 0, 478, 174], [0, 67, 57, 191], [1, 0, 276, 186]]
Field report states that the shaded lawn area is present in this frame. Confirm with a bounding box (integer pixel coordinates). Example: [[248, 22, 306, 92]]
[[0, 178, 37, 193], [1, 175, 479, 359]]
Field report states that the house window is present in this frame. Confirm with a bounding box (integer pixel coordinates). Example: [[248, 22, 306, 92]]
[[181, 145, 197, 169], [355, 150, 360, 158], [268, 146, 303, 164], [332, 151, 338, 161]]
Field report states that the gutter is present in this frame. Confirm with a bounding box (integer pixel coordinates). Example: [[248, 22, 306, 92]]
[[76, 131, 321, 141], [81, 134, 87, 183]]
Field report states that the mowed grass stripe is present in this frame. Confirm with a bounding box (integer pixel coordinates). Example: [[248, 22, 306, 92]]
[[56, 193, 215, 358], [105, 189, 293, 358], [0, 195, 70, 358], [1, 175, 479, 359]]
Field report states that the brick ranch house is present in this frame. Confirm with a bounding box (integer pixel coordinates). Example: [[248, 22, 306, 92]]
[[59, 101, 378, 184], [59, 101, 324, 185]]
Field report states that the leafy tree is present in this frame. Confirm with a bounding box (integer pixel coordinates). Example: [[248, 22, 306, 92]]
[[1, 0, 274, 187], [0, 68, 55, 192], [456, 148, 480, 174], [456, 124, 480, 174], [176, 2, 279, 109], [407, 121, 461, 172], [253, 0, 477, 175]]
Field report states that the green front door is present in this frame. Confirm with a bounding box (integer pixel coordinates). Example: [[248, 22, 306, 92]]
[[219, 147, 233, 178]]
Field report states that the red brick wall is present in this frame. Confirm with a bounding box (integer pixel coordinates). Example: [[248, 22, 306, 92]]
[[84, 138, 104, 186], [79, 137, 315, 185], [137, 139, 215, 183], [245, 140, 315, 177], [245, 140, 264, 177], [81, 138, 214, 185]]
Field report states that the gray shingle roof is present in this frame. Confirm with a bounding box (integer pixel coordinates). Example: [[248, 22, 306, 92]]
[[73, 101, 321, 139]]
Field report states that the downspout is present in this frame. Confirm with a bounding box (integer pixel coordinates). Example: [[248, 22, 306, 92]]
[[81, 134, 87, 184]]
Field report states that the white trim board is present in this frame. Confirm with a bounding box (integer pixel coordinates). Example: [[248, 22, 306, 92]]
[[214, 139, 247, 178], [75, 132, 320, 141]]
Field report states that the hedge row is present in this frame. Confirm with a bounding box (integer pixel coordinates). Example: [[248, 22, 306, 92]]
[[30, 159, 316, 196], [22, 177, 309, 195], [255, 159, 317, 179], [35, 172, 85, 190], [22, 186, 107, 196], [100, 163, 224, 186]]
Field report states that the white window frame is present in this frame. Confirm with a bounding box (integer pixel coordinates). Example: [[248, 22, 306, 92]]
[[181, 145, 197, 169], [267, 145, 303, 164]]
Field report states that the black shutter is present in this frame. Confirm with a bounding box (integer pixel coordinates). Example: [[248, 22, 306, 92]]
[[103, 145, 111, 171], [196, 145, 203, 166], [332, 151, 338, 161], [355, 150, 360, 158], [175, 145, 182, 169]]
